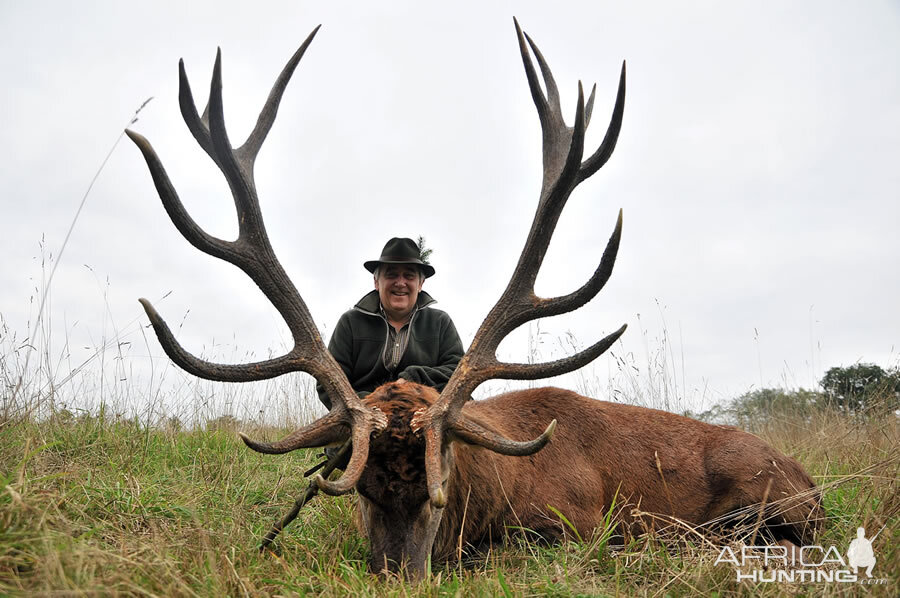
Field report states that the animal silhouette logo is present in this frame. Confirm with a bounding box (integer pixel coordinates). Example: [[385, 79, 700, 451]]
[[846, 527, 876, 577]]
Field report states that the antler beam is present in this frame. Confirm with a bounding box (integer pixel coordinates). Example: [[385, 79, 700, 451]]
[[415, 18, 628, 507], [128, 26, 386, 496]]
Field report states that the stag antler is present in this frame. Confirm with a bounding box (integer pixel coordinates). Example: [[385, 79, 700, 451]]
[[127, 26, 386, 496], [413, 18, 628, 508]]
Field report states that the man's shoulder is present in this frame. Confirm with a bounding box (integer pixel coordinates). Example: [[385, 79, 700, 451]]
[[334, 296, 382, 332], [338, 306, 379, 325], [413, 305, 458, 331], [331, 308, 385, 345], [418, 305, 453, 320]]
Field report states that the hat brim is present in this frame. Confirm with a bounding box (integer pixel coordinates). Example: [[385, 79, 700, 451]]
[[364, 259, 435, 278]]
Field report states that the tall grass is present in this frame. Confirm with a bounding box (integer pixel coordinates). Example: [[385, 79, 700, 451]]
[[2, 288, 897, 595], [1, 396, 896, 595]]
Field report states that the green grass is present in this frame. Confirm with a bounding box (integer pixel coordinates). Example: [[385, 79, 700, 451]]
[[1, 404, 896, 596]]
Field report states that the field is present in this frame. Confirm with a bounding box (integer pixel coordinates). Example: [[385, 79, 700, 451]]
[[1, 378, 897, 596], [1, 282, 897, 596]]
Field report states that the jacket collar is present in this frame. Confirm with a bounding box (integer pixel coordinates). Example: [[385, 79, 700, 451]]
[[353, 290, 436, 316]]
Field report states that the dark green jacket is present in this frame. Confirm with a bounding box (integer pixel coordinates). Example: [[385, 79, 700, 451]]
[[316, 290, 464, 409]]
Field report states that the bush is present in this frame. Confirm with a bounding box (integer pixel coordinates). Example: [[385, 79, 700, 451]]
[[689, 388, 821, 430], [730, 387, 821, 428], [820, 363, 900, 412]]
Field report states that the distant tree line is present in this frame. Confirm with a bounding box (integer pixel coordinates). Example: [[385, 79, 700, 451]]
[[687, 363, 900, 427], [819, 363, 900, 412]]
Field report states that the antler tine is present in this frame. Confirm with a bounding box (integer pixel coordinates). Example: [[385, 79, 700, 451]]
[[237, 410, 347, 454], [237, 404, 378, 497], [177, 59, 215, 162], [124, 129, 232, 260], [514, 18, 551, 129], [520, 27, 562, 126], [415, 21, 628, 508], [138, 297, 302, 381], [585, 83, 596, 128], [451, 417, 557, 456], [550, 80, 587, 204], [578, 61, 626, 183], [489, 323, 626, 381], [239, 25, 321, 162], [313, 421, 376, 495], [205, 50, 266, 236], [535, 208, 623, 318]]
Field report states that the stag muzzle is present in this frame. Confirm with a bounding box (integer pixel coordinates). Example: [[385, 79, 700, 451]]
[[359, 492, 445, 580]]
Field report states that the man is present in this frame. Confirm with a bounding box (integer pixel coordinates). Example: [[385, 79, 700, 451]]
[[317, 237, 464, 410]]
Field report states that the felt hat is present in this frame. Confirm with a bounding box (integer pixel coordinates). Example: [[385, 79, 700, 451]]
[[364, 237, 435, 278]]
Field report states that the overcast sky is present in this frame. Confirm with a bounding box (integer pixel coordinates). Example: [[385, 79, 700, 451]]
[[2, 1, 898, 416]]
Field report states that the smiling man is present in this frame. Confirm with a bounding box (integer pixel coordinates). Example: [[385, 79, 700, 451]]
[[316, 237, 464, 411]]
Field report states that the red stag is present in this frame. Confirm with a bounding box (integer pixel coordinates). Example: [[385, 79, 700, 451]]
[[128, 20, 822, 579]]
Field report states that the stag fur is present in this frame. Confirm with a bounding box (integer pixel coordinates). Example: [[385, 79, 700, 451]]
[[354, 381, 822, 575]]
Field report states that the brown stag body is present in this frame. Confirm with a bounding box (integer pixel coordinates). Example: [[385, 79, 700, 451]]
[[128, 19, 822, 580], [357, 382, 820, 573]]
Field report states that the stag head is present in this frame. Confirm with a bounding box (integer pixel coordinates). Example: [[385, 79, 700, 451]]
[[130, 19, 625, 579]]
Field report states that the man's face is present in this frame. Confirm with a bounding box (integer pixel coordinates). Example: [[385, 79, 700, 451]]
[[375, 264, 423, 322]]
